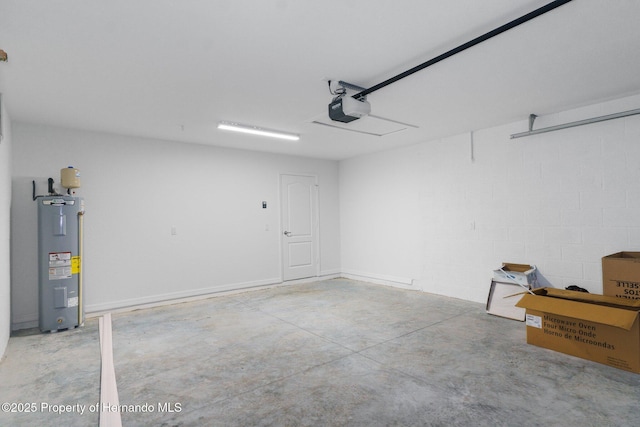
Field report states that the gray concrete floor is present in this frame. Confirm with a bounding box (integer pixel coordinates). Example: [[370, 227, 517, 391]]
[[1, 278, 639, 426]]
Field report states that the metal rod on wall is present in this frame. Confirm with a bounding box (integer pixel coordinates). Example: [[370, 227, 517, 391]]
[[510, 108, 640, 139]]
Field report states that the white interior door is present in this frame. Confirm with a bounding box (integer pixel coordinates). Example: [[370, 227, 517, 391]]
[[280, 174, 318, 281]]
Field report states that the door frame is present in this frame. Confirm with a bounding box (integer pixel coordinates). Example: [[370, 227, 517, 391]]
[[279, 173, 320, 282]]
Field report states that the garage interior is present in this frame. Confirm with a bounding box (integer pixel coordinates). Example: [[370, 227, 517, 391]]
[[2, 1, 640, 426]]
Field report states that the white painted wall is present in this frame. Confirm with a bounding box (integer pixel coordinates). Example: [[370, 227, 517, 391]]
[[10, 123, 340, 329], [11, 92, 640, 330], [0, 97, 12, 358], [340, 93, 640, 303]]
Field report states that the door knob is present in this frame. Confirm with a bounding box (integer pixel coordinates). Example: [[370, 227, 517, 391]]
[[284, 231, 292, 237]]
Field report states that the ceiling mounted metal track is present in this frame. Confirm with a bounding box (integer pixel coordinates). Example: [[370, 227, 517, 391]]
[[352, 0, 573, 101]]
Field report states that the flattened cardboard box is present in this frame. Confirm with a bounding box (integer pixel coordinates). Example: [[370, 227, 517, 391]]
[[516, 288, 640, 373], [602, 252, 640, 300], [486, 280, 528, 321]]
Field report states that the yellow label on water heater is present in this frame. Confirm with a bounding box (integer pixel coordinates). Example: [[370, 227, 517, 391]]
[[71, 256, 81, 274]]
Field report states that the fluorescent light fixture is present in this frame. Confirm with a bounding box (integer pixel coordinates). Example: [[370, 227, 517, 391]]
[[217, 121, 300, 141]]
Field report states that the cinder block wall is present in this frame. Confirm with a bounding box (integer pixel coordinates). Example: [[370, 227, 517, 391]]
[[340, 93, 640, 302]]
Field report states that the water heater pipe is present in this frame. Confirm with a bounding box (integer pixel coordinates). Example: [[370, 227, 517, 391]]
[[78, 210, 85, 326]]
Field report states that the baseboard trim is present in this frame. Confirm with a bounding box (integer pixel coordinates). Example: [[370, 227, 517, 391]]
[[85, 277, 282, 315], [11, 272, 375, 328], [85, 273, 342, 318], [11, 319, 38, 331], [340, 270, 414, 289]]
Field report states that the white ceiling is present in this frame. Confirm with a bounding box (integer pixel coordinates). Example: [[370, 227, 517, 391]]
[[1, 0, 639, 160]]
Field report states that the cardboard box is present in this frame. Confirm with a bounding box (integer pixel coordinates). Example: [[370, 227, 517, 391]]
[[516, 288, 640, 373], [486, 280, 528, 321], [493, 263, 538, 288], [602, 252, 640, 300]]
